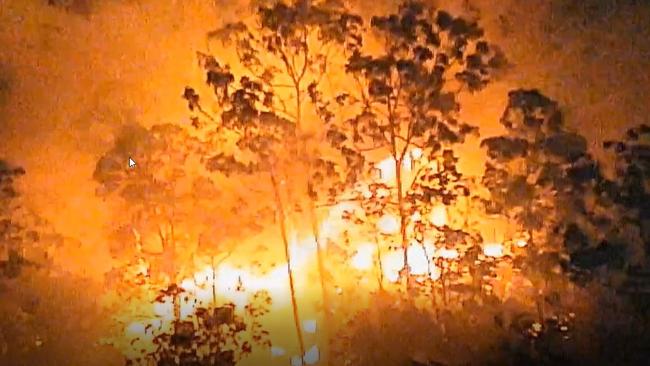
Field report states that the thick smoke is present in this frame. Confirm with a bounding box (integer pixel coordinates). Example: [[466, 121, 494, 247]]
[[0, 0, 649, 273]]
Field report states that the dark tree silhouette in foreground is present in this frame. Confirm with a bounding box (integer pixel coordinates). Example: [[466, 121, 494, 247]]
[[134, 288, 271, 366], [0, 161, 57, 279], [480, 90, 598, 321], [597, 124, 650, 291]]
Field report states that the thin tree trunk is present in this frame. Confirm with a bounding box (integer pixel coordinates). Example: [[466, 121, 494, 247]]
[[270, 172, 306, 363], [423, 243, 436, 306], [208, 255, 218, 361], [293, 61, 332, 363], [309, 204, 330, 317], [528, 229, 545, 325], [309, 202, 331, 366], [536, 288, 545, 327], [212, 255, 217, 306], [395, 158, 410, 291], [374, 234, 385, 292], [159, 222, 180, 320], [441, 260, 448, 306], [173, 293, 181, 321]]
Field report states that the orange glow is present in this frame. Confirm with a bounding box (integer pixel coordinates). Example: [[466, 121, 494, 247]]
[[6, 0, 626, 363], [107, 151, 534, 361]]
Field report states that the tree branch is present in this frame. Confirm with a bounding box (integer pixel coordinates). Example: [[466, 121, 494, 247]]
[[408, 163, 430, 192], [394, 135, 425, 149], [354, 143, 388, 153], [298, 27, 310, 81]]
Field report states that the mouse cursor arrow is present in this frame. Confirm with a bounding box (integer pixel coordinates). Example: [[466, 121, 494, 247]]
[[128, 157, 136, 168]]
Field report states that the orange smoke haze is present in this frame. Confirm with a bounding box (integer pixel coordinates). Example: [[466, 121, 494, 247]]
[[1, 0, 649, 274]]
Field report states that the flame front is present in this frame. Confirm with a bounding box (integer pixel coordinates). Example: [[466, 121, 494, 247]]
[[108, 150, 522, 363]]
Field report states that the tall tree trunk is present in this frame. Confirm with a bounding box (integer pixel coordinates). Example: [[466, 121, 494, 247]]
[[423, 243, 436, 306], [374, 234, 385, 292], [159, 222, 180, 319], [441, 260, 448, 306], [528, 229, 545, 325], [293, 66, 330, 363], [309, 202, 331, 366], [395, 158, 410, 290], [271, 172, 306, 363], [212, 255, 217, 306]]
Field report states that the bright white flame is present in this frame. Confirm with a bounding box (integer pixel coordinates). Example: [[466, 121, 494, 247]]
[[290, 237, 317, 268], [304, 345, 320, 364], [351, 244, 375, 270], [407, 244, 429, 275], [410, 147, 423, 160], [377, 214, 400, 235], [377, 157, 396, 182], [180, 278, 196, 292], [193, 267, 214, 286], [271, 347, 286, 357], [215, 264, 244, 292], [483, 243, 504, 258], [303, 319, 317, 333], [319, 202, 359, 240], [381, 251, 404, 283], [319, 219, 337, 240], [376, 156, 413, 182], [126, 322, 145, 336], [403, 155, 413, 170], [376, 245, 441, 281], [429, 205, 447, 227], [436, 247, 459, 260], [210, 263, 290, 308], [361, 187, 372, 199], [516, 239, 528, 248], [153, 298, 174, 321], [133, 257, 149, 276], [429, 265, 441, 281], [180, 295, 198, 319]]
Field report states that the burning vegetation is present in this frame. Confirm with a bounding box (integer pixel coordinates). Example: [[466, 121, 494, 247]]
[[2, 1, 650, 365]]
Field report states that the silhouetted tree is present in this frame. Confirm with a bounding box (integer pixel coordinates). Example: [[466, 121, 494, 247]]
[[94, 124, 206, 287], [184, 52, 312, 361], [337, 0, 504, 287], [0, 161, 58, 279], [135, 287, 272, 366], [189, 2, 366, 362], [480, 89, 609, 325], [204, 4, 364, 359], [593, 124, 650, 291]]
